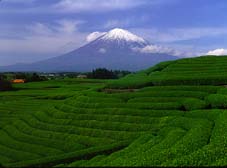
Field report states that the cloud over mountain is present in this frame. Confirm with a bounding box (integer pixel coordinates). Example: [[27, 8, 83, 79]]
[[86, 32, 106, 42], [207, 48, 227, 56]]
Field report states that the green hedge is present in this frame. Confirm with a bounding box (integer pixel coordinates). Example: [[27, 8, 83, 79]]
[[181, 98, 207, 111], [4, 141, 129, 167], [205, 94, 227, 109]]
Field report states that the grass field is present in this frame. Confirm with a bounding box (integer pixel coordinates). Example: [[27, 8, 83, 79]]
[[1, 56, 227, 167]]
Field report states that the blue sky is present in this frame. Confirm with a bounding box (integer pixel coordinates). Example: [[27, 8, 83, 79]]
[[1, 0, 227, 65]]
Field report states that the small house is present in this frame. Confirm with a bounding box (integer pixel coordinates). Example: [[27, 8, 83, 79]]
[[11, 79, 25, 84]]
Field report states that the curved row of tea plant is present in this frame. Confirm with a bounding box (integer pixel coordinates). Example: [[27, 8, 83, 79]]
[[1, 81, 225, 167], [106, 56, 227, 89], [1, 57, 227, 167]]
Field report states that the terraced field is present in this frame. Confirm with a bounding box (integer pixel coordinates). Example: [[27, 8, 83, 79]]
[[1, 56, 227, 167], [107, 56, 227, 88]]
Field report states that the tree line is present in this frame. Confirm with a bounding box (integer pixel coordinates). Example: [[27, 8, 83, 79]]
[[87, 68, 131, 79], [0, 69, 131, 91], [0, 73, 47, 91], [13, 73, 47, 82]]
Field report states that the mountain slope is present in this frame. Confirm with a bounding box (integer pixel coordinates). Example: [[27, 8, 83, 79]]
[[0, 28, 178, 72], [106, 56, 227, 89]]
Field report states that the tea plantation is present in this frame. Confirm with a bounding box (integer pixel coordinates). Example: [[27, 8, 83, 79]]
[[1, 56, 227, 167]]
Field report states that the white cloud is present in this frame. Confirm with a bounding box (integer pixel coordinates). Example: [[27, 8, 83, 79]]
[[53, 0, 148, 13], [0, 19, 88, 62], [0, 0, 176, 14], [99, 48, 106, 54], [131, 27, 227, 43], [139, 45, 174, 54], [133, 44, 202, 57], [25, 19, 84, 37], [26, 22, 53, 36], [86, 32, 106, 42], [207, 48, 227, 56], [133, 45, 179, 56], [56, 19, 84, 34]]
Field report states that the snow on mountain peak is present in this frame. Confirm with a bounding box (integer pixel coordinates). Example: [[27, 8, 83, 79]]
[[101, 28, 146, 43]]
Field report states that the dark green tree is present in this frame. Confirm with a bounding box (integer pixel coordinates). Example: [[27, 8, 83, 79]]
[[0, 78, 12, 91], [89, 68, 118, 79], [30, 73, 40, 81], [0, 74, 7, 80], [15, 73, 27, 79]]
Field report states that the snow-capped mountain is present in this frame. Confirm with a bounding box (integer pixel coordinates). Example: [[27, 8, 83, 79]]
[[86, 28, 149, 51], [101, 28, 147, 44], [0, 28, 178, 72]]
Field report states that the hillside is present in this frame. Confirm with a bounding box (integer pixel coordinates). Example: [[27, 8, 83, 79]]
[[0, 56, 227, 167], [107, 56, 227, 88]]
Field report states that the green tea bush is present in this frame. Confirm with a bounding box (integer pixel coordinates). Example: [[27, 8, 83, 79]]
[[53, 105, 183, 120], [144, 60, 176, 74], [181, 98, 207, 111], [36, 94, 73, 100], [128, 97, 183, 103], [3, 124, 85, 152], [73, 96, 122, 103], [0, 129, 63, 157], [105, 73, 153, 89], [4, 141, 129, 167], [205, 94, 227, 109], [139, 86, 220, 93], [126, 102, 182, 110], [21, 114, 139, 141], [162, 111, 227, 166], [34, 111, 154, 132], [112, 91, 208, 101], [84, 127, 186, 167], [0, 141, 40, 162], [13, 120, 113, 148], [184, 109, 221, 122], [0, 155, 13, 165]]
